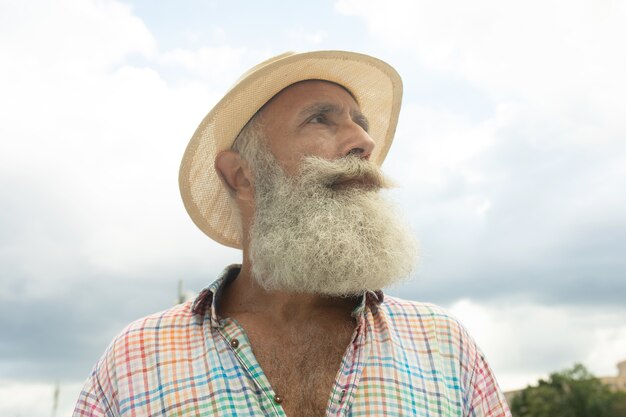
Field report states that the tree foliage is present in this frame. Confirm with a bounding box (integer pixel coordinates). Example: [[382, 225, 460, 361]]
[[510, 363, 626, 417]]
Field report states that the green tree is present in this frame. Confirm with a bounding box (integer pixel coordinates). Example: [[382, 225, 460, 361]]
[[510, 363, 622, 417], [609, 391, 626, 416]]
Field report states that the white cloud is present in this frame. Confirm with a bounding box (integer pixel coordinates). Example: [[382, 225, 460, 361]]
[[386, 103, 513, 187], [336, 0, 626, 145], [158, 45, 247, 82], [0, 381, 81, 417], [0, 9, 248, 411], [286, 27, 328, 45], [0, 0, 156, 71], [0, 0, 251, 288], [448, 300, 626, 391]]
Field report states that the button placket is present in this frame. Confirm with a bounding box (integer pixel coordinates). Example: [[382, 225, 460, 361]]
[[219, 323, 287, 416]]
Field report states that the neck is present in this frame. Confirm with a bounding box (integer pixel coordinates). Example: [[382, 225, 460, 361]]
[[219, 254, 358, 323]]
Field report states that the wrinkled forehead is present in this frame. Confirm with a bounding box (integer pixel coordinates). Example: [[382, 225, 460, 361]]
[[252, 79, 359, 121]]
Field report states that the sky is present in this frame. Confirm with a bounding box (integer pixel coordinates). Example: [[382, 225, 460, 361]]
[[1, 0, 625, 415]]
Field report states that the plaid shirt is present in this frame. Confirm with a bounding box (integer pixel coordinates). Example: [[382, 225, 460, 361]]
[[74, 265, 511, 416]]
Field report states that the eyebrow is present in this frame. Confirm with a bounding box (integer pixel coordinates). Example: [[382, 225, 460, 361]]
[[352, 111, 370, 133], [298, 103, 370, 132]]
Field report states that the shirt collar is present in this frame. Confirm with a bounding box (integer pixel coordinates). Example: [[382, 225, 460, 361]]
[[191, 264, 384, 326]]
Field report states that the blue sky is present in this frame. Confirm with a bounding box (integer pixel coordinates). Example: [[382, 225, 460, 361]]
[[1, 0, 625, 415]]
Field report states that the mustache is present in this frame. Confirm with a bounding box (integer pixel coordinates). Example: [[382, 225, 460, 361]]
[[297, 155, 395, 190]]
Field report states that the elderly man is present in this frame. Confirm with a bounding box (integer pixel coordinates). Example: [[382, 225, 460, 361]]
[[74, 51, 511, 417]]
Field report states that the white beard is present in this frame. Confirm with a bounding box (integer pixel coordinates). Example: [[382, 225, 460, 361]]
[[248, 148, 418, 297]]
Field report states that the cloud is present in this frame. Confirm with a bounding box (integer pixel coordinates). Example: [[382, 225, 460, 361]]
[[383, 98, 626, 306], [0, 0, 156, 71], [0, 381, 82, 417], [0, 0, 245, 383], [286, 28, 328, 45], [447, 299, 626, 391], [336, 0, 626, 136], [158, 45, 248, 83], [0, 0, 254, 278]]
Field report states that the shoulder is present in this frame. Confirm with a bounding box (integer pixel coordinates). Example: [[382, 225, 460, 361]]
[[73, 302, 206, 415], [118, 300, 200, 338], [381, 294, 454, 316], [378, 296, 511, 417], [379, 295, 470, 338], [106, 301, 203, 361], [92, 301, 206, 384], [377, 295, 482, 381]]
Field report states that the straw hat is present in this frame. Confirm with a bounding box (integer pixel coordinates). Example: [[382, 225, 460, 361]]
[[179, 50, 403, 249]]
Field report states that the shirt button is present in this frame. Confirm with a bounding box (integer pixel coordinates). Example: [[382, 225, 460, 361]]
[[230, 338, 239, 348], [339, 389, 346, 402], [273, 394, 283, 404]]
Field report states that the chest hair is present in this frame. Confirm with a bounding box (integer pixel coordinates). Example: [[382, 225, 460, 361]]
[[245, 320, 355, 417]]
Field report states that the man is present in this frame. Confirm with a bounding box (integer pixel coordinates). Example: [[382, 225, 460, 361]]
[[74, 51, 511, 417]]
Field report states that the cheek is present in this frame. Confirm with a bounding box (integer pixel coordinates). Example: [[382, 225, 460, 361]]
[[269, 131, 341, 172], [266, 144, 302, 176], [303, 142, 342, 160], [298, 132, 341, 159]]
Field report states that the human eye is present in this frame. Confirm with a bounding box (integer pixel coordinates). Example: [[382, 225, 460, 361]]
[[309, 113, 328, 124]]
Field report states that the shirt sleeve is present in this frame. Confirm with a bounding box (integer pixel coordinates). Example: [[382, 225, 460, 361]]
[[72, 342, 120, 417], [464, 350, 512, 417]]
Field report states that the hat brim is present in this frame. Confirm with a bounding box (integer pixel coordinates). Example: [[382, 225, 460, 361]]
[[179, 50, 403, 249]]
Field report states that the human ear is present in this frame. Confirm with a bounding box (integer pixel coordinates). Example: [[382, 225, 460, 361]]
[[215, 150, 254, 201]]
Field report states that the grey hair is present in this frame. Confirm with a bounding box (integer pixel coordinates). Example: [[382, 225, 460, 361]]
[[231, 113, 266, 166], [226, 113, 266, 235]]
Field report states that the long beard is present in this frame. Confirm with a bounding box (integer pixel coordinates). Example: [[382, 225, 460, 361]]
[[248, 150, 418, 297]]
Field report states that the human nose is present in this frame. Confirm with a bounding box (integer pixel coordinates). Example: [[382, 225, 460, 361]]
[[340, 120, 376, 160]]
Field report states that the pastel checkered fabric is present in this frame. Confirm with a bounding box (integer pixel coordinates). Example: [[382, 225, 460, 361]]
[[73, 265, 511, 416]]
